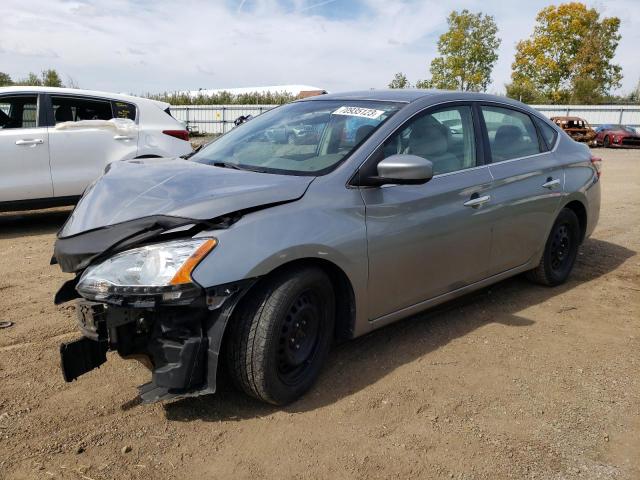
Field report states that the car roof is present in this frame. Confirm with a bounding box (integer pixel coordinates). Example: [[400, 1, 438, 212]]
[[0, 86, 169, 110], [302, 88, 537, 109]]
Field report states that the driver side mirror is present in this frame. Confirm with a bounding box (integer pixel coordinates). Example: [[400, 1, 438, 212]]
[[361, 154, 434, 187]]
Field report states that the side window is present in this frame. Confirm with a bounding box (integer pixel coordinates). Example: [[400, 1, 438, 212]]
[[112, 101, 137, 121], [535, 117, 558, 151], [0, 95, 38, 129], [481, 106, 541, 162], [381, 105, 476, 175], [51, 96, 114, 124]]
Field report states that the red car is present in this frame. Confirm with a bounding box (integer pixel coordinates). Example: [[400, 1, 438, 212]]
[[595, 124, 640, 148]]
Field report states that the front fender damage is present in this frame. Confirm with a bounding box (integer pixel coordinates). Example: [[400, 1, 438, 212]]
[[60, 279, 256, 403]]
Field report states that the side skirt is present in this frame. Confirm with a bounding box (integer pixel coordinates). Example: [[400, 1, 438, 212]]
[[368, 261, 536, 331]]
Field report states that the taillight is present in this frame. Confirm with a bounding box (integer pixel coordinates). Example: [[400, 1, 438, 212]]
[[163, 130, 190, 141], [590, 155, 602, 178]]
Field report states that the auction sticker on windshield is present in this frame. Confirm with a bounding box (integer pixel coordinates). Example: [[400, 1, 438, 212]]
[[332, 106, 385, 119]]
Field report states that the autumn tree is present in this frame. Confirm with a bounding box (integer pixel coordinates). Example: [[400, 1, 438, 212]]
[[420, 10, 500, 92], [388, 72, 410, 89], [507, 2, 622, 104]]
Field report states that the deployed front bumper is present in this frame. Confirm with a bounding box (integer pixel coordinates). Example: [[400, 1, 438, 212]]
[[60, 280, 255, 402]]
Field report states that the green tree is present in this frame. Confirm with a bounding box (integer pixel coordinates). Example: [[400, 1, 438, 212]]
[[508, 2, 622, 104], [422, 10, 500, 92], [17, 73, 43, 86], [0, 72, 13, 86], [41, 69, 63, 87], [388, 72, 410, 89]]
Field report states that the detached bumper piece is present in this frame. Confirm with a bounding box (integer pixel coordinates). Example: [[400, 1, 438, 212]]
[[59, 281, 254, 403], [60, 337, 107, 382]]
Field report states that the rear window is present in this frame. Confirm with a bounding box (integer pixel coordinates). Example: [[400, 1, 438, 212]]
[[112, 101, 136, 121], [52, 96, 113, 124], [481, 106, 541, 162]]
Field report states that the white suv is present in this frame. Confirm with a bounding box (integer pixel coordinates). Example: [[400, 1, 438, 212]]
[[0, 86, 192, 210]]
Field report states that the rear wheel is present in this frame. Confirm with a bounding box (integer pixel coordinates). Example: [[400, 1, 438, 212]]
[[225, 266, 335, 405], [603, 135, 611, 148], [526, 208, 580, 286]]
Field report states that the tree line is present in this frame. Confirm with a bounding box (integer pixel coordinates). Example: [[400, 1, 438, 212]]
[[389, 2, 640, 104], [0, 69, 70, 88]]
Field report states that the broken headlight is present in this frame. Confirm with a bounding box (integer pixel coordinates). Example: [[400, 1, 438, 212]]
[[76, 238, 217, 306]]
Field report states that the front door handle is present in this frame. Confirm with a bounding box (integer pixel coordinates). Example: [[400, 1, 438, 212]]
[[542, 178, 561, 189], [463, 194, 491, 208], [16, 139, 44, 146], [113, 135, 134, 140]]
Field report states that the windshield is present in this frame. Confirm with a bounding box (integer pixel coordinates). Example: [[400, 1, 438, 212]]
[[609, 124, 635, 133], [191, 100, 401, 175]]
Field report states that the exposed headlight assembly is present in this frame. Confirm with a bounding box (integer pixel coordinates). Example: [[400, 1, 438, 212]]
[[77, 239, 217, 306]]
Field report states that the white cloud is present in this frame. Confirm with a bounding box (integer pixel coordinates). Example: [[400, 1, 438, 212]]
[[0, 0, 637, 95]]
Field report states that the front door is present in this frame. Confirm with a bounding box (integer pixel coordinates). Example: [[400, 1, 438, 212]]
[[0, 94, 53, 202], [361, 104, 493, 320]]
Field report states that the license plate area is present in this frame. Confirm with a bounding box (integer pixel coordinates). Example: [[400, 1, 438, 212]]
[[76, 300, 106, 339]]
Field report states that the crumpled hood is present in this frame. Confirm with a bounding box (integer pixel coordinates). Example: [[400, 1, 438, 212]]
[[60, 158, 314, 238], [54, 158, 313, 275]]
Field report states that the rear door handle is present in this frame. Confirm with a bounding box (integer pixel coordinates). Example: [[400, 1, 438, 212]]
[[15, 139, 44, 146], [463, 195, 491, 208], [113, 135, 134, 140], [542, 178, 561, 189]]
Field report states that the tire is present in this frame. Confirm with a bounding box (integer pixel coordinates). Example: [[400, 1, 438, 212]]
[[225, 266, 335, 405], [603, 135, 610, 148], [526, 208, 580, 286]]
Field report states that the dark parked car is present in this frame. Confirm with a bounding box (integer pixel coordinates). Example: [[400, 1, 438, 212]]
[[54, 90, 601, 406], [595, 124, 640, 148]]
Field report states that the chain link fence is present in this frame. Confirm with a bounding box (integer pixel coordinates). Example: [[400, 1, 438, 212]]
[[169, 105, 278, 135]]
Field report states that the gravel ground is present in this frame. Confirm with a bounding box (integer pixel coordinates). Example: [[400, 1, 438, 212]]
[[0, 149, 638, 480]]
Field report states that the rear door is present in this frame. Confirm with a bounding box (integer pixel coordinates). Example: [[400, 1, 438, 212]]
[[361, 103, 493, 320], [46, 95, 139, 197], [481, 104, 564, 275], [0, 94, 53, 202]]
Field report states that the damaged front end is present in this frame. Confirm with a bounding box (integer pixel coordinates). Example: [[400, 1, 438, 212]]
[[56, 231, 257, 403], [60, 278, 254, 402], [52, 157, 314, 402]]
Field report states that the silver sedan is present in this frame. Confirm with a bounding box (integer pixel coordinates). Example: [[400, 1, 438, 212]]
[[54, 90, 601, 405]]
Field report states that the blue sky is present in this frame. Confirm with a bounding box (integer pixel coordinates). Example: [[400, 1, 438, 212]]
[[1, 0, 638, 96]]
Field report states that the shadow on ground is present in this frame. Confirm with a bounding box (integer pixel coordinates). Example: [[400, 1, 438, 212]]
[[0, 208, 72, 239], [164, 237, 636, 422]]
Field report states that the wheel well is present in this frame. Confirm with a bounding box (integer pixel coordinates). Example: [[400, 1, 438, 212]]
[[134, 154, 162, 159], [564, 200, 587, 243], [250, 258, 356, 342]]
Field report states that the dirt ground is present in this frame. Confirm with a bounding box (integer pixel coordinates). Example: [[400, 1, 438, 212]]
[[0, 149, 638, 480]]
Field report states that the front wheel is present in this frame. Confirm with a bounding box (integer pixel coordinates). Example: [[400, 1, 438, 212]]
[[526, 208, 580, 286], [603, 135, 611, 148], [225, 266, 335, 405]]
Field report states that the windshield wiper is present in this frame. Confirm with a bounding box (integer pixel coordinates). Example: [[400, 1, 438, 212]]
[[211, 161, 268, 174], [212, 161, 243, 170]]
